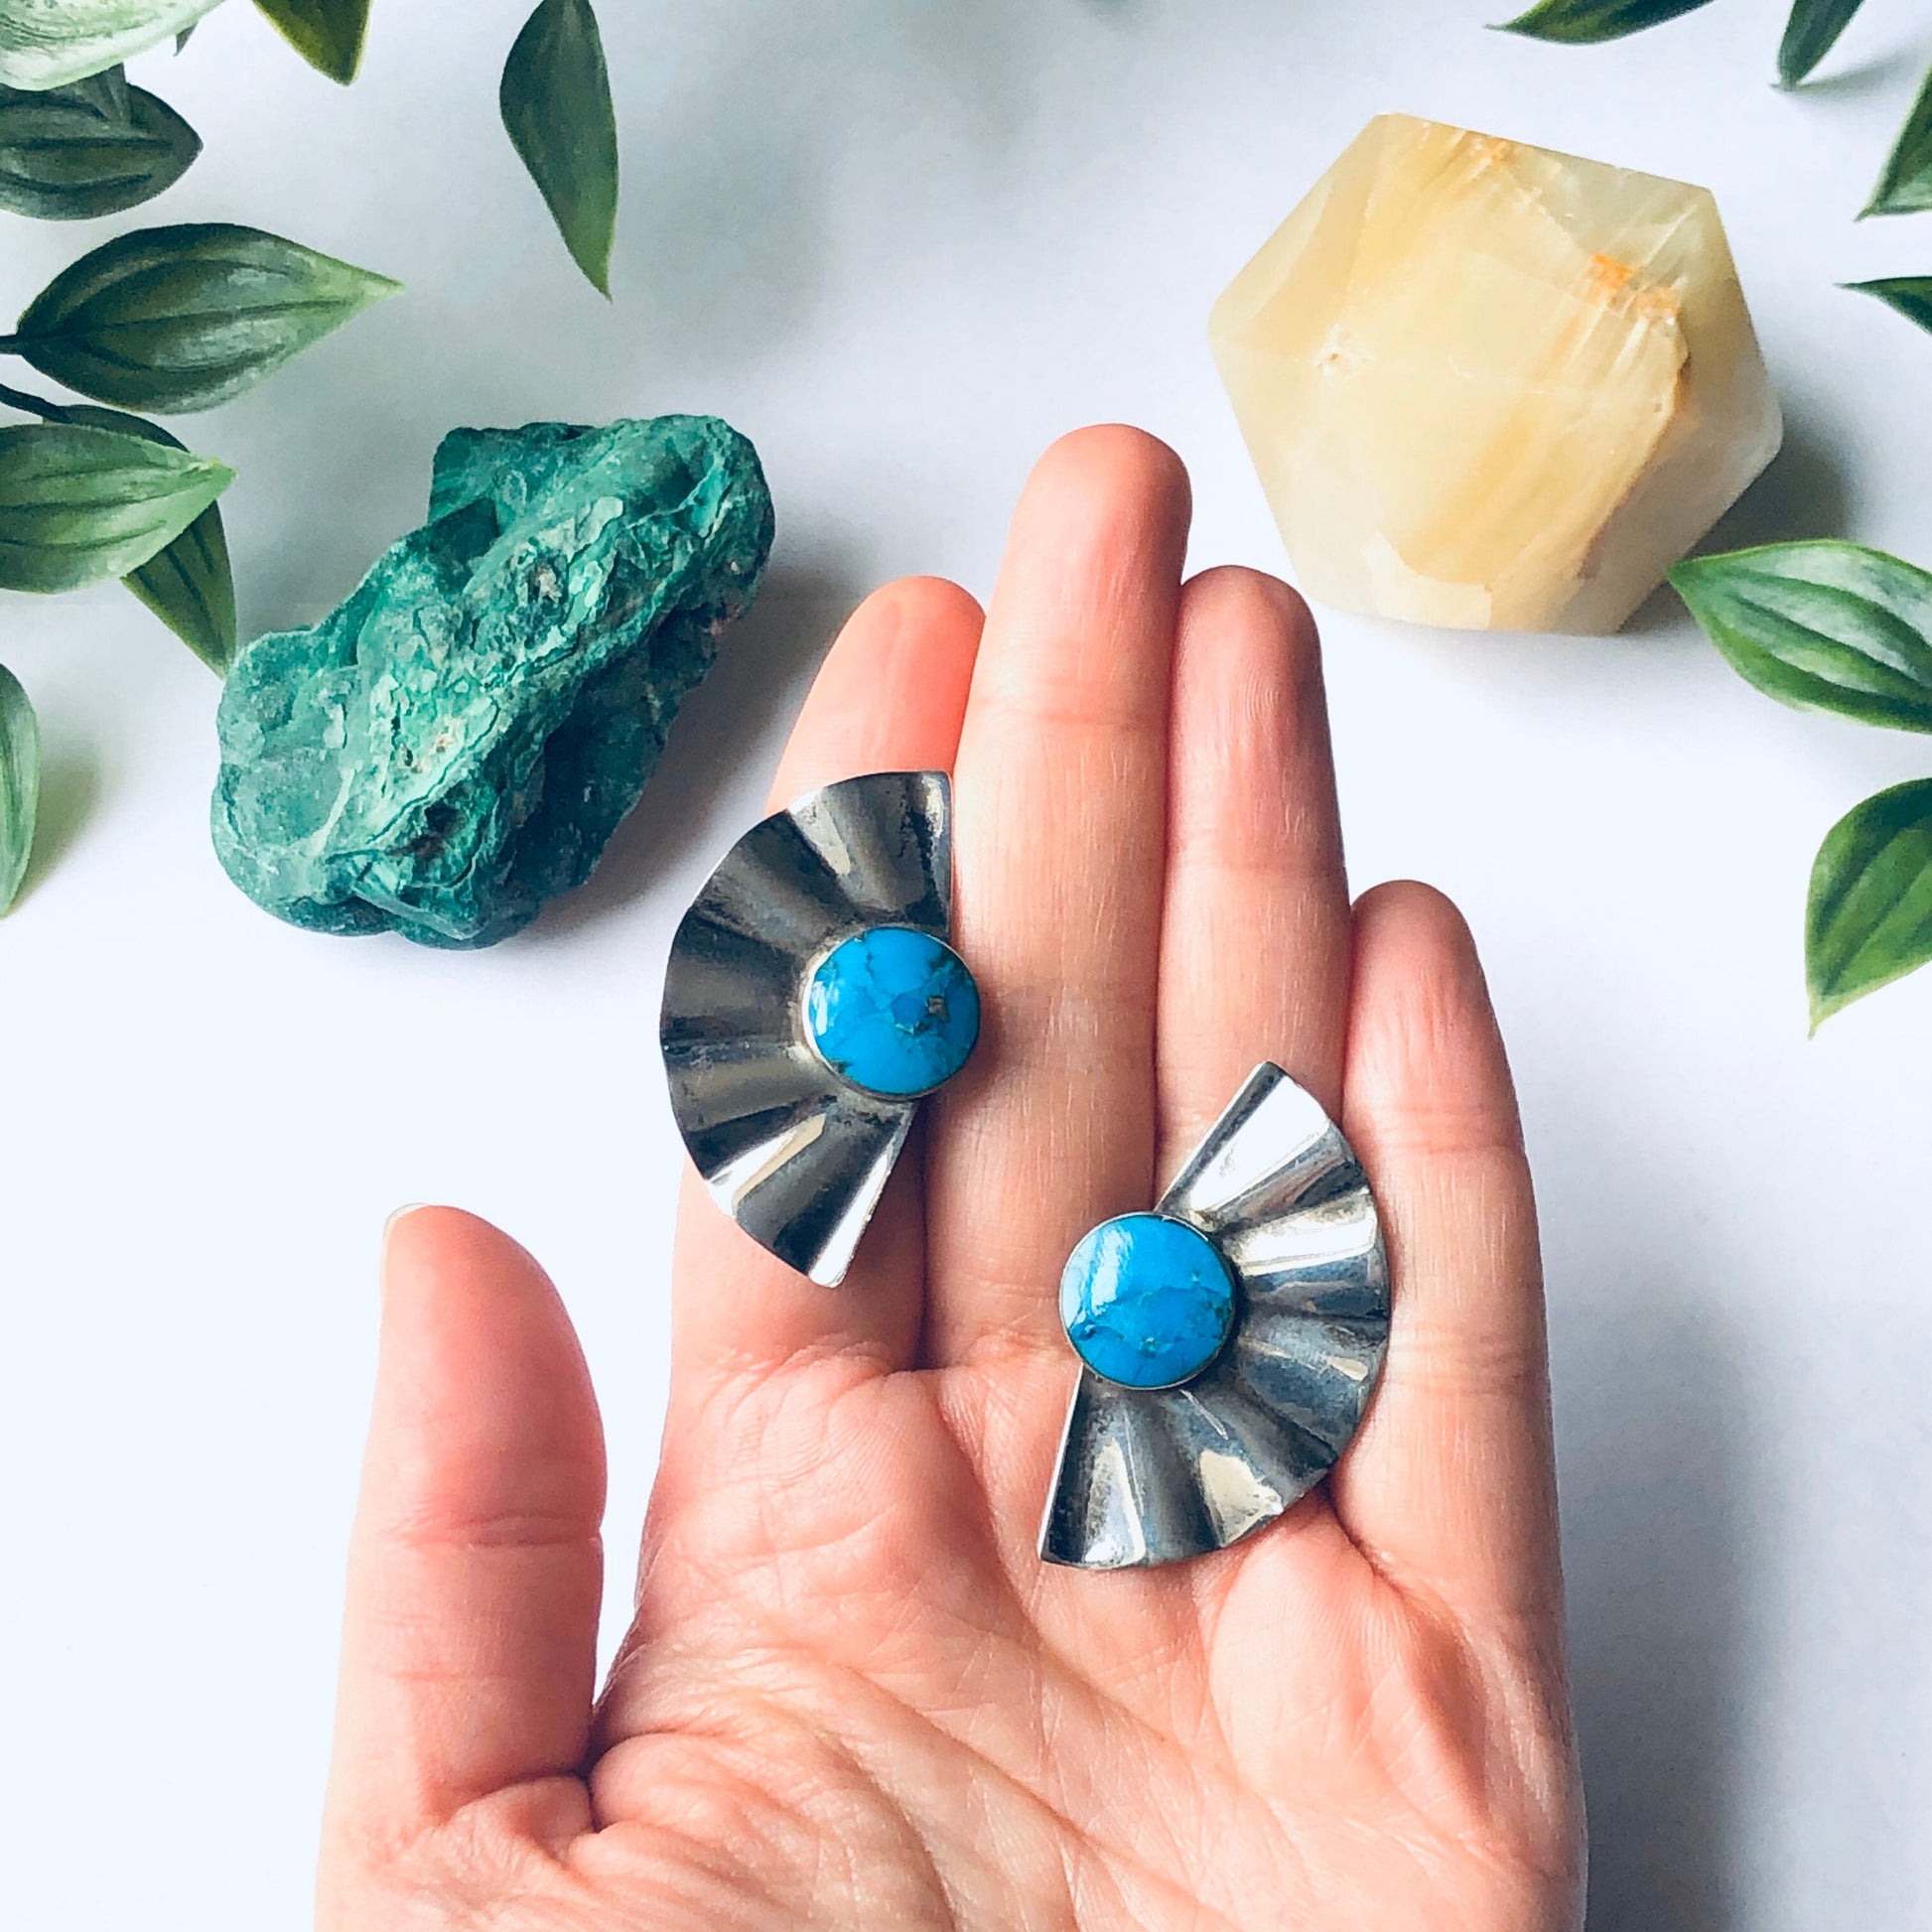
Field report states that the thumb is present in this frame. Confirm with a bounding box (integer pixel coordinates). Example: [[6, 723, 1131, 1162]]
[[320, 1207, 607, 1882]]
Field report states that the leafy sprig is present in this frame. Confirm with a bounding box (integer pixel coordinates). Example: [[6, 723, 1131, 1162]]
[[0, 214, 394, 925], [0, 0, 616, 925], [1, 1, 621, 290], [0, 223, 394, 669], [1673, 544, 1932, 1025], [249, 0, 621, 287], [260, 0, 621, 292], [1498, 0, 1932, 218], [1510, 0, 1932, 1024], [0, 217, 388, 902]]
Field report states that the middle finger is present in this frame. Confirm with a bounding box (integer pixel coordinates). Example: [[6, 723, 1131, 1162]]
[[923, 426, 1191, 1368], [1155, 566, 1350, 1165]]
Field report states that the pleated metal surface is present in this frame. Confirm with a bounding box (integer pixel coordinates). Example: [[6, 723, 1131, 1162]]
[[661, 771, 954, 1285], [1040, 1062, 1389, 1569]]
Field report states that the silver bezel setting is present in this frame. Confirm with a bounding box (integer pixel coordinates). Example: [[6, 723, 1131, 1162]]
[[1040, 1063, 1390, 1571], [660, 771, 961, 1286]]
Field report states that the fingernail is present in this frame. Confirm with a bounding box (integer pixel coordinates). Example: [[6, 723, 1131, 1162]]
[[380, 1203, 429, 1298], [383, 1202, 428, 1242]]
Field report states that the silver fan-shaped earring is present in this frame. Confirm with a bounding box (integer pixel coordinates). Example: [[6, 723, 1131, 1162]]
[[661, 770, 979, 1287], [1041, 1063, 1389, 1570]]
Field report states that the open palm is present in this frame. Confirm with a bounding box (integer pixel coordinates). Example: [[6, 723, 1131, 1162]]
[[320, 430, 1583, 1931]]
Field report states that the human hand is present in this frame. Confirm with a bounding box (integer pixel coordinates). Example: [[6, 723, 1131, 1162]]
[[319, 429, 1584, 1930]]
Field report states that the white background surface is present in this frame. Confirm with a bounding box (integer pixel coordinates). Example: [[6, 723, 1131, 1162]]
[[3, 1, 1929, 1924]]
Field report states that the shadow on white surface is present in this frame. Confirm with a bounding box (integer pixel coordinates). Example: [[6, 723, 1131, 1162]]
[[534, 563, 861, 938], [1621, 411, 1852, 635], [1564, 1290, 1752, 1930], [1792, 49, 1926, 102], [608, 0, 1041, 368], [1696, 410, 1854, 555], [14, 737, 101, 911]]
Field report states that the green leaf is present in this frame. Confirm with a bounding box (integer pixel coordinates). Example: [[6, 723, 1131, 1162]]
[[0, 0, 225, 91], [1865, 61, 1932, 216], [1845, 276, 1932, 339], [1670, 540, 1932, 734], [0, 660, 37, 914], [0, 66, 201, 219], [501, 0, 619, 296], [0, 384, 235, 661], [1808, 778, 1932, 1026], [253, 0, 370, 85], [61, 67, 126, 117], [5, 222, 400, 414], [1778, 0, 1865, 86], [0, 420, 229, 593], [1493, 0, 1717, 45], [125, 483, 232, 667], [63, 403, 234, 668]]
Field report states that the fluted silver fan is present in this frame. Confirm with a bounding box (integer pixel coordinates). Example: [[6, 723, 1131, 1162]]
[[661, 770, 961, 1287], [1041, 1063, 1389, 1570]]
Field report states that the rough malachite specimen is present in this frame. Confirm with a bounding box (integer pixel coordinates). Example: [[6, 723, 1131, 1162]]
[[212, 414, 773, 947]]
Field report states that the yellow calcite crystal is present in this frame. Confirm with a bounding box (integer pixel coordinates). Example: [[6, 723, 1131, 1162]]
[[1209, 115, 1782, 634]]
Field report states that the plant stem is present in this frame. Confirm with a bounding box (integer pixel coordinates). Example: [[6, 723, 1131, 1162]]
[[0, 380, 75, 424]]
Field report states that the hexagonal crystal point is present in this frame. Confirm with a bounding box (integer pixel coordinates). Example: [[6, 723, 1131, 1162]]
[[1209, 114, 1783, 635]]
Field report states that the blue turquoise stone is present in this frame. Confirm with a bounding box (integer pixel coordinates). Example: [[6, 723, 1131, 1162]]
[[804, 925, 980, 1099], [1059, 1213, 1236, 1389]]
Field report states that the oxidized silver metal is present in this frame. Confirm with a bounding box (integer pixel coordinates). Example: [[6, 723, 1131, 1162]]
[[661, 770, 959, 1287], [1041, 1063, 1389, 1570]]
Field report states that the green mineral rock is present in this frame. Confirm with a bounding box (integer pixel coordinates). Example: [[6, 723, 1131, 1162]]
[[212, 415, 773, 947]]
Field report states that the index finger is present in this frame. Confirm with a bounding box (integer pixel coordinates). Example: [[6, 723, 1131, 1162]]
[[665, 576, 985, 1384]]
